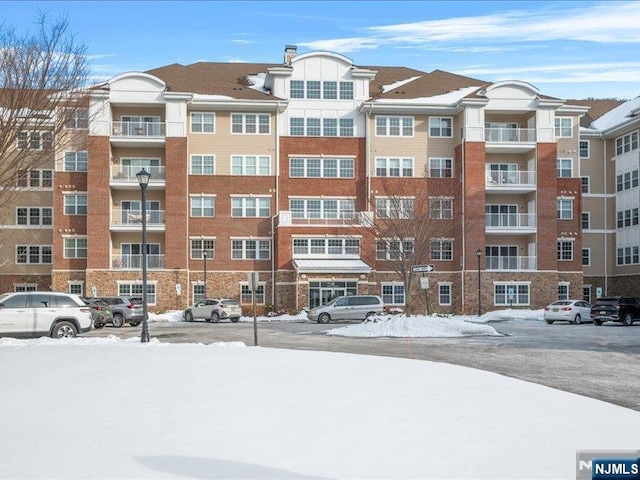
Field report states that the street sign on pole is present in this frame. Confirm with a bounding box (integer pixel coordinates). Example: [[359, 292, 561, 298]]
[[411, 264, 435, 273]]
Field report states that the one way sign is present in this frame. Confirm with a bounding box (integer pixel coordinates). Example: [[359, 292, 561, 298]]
[[411, 264, 435, 273]]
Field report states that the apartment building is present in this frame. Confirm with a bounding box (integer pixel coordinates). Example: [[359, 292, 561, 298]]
[[7, 45, 637, 314]]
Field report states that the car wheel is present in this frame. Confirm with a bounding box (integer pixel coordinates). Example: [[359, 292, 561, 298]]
[[365, 312, 376, 320], [52, 321, 77, 338], [130, 321, 141, 327], [545, 319, 554, 325], [317, 312, 331, 324], [94, 322, 105, 329], [573, 314, 582, 325], [623, 313, 634, 326], [185, 311, 194, 322], [210, 311, 220, 323], [594, 319, 603, 326], [230, 317, 239, 323], [112, 313, 124, 328]]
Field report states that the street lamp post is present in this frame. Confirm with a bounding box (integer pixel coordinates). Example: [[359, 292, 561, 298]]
[[476, 249, 482, 317], [203, 249, 208, 298], [136, 169, 151, 343]]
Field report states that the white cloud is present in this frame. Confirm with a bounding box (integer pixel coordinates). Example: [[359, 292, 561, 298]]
[[297, 37, 380, 53]]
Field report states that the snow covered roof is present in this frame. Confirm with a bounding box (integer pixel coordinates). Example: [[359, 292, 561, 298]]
[[590, 96, 640, 131], [374, 85, 482, 105], [293, 259, 371, 274]]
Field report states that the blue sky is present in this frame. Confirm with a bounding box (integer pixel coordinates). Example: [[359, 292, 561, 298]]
[[3, 1, 640, 100]]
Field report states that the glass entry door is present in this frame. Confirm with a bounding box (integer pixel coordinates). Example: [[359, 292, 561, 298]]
[[308, 281, 358, 308]]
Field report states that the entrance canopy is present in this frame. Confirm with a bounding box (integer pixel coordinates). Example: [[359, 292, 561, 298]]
[[293, 259, 371, 274]]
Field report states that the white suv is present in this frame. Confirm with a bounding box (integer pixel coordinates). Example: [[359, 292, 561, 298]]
[[0, 292, 92, 338]]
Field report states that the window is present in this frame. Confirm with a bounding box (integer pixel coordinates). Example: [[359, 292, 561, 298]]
[[376, 239, 414, 260], [190, 239, 215, 259], [190, 155, 215, 175], [16, 245, 52, 264], [557, 158, 572, 178], [290, 198, 355, 220], [494, 283, 529, 306], [558, 283, 569, 301], [119, 283, 156, 305], [616, 208, 639, 228], [323, 118, 337, 137], [294, 238, 360, 256], [582, 248, 591, 266], [64, 237, 88, 259], [615, 131, 639, 155], [64, 109, 88, 129], [193, 284, 206, 304], [16, 207, 52, 226], [307, 81, 321, 99], [582, 286, 591, 303], [68, 282, 84, 296], [557, 240, 574, 261], [16, 170, 53, 188], [64, 194, 87, 215], [581, 177, 590, 194], [430, 239, 453, 261], [382, 284, 405, 305], [231, 197, 270, 217], [231, 239, 270, 260], [616, 170, 639, 192], [375, 158, 413, 177], [429, 158, 453, 178], [14, 284, 37, 292], [554, 117, 572, 137], [339, 118, 354, 137], [63, 151, 88, 172], [190, 113, 215, 133], [438, 284, 452, 306], [582, 212, 590, 230], [579, 140, 590, 159], [429, 198, 453, 219], [241, 284, 265, 304], [323, 81, 337, 99], [339, 82, 354, 99], [231, 113, 270, 134], [231, 155, 270, 175], [376, 116, 414, 136], [289, 157, 354, 178], [375, 198, 414, 219], [17, 131, 53, 150], [290, 80, 304, 98], [557, 199, 573, 220], [617, 246, 640, 265], [190, 196, 215, 217], [429, 117, 453, 137]]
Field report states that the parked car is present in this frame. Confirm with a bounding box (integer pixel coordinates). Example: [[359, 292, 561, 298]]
[[591, 297, 640, 326], [97, 296, 144, 327], [543, 300, 592, 324], [306, 295, 385, 324], [0, 291, 92, 338], [183, 298, 242, 323], [82, 298, 114, 329]]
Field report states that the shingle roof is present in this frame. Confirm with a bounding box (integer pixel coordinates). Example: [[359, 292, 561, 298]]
[[565, 99, 626, 128]]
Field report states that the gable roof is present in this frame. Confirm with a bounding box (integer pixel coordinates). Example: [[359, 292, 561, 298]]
[[565, 99, 626, 128]]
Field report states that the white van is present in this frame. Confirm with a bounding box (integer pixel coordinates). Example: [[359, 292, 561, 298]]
[[307, 295, 385, 323]]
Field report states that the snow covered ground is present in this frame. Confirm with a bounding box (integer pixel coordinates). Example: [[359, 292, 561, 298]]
[[2, 309, 636, 479]]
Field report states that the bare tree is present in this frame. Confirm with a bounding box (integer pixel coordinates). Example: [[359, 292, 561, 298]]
[[0, 11, 91, 260], [361, 176, 460, 315]]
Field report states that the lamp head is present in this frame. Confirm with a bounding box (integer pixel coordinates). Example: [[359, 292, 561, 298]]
[[476, 249, 482, 257], [136, 169, 151, 187]]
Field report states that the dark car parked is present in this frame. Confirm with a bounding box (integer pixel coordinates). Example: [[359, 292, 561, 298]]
[[97, 296, 144, 327], [590, 297, 640, 326]]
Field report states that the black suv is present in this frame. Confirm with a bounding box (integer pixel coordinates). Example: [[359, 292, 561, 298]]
[[590, 297, 640, 326]]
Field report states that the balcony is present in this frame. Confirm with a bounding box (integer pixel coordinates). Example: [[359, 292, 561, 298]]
[[111, 165, 166, 189], [485, 170, 536, 193], [110, 121, 166, 147], [111, 254, 165, 270], [485, 127, 536, 153], [485, 213, 536, 234], [110, 209, 166, 232], [278, 211, 374, 227], [485, 256, 536, 271]]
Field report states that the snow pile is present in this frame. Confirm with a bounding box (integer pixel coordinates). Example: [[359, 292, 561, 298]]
[[326, 314, 502, 337]]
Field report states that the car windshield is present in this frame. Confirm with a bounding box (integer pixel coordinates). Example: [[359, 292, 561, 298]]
[[551, 301, 571, 306], [323, 297, 341, 306], [221, 299, 239, 306], [594, 298, 618, 305]]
